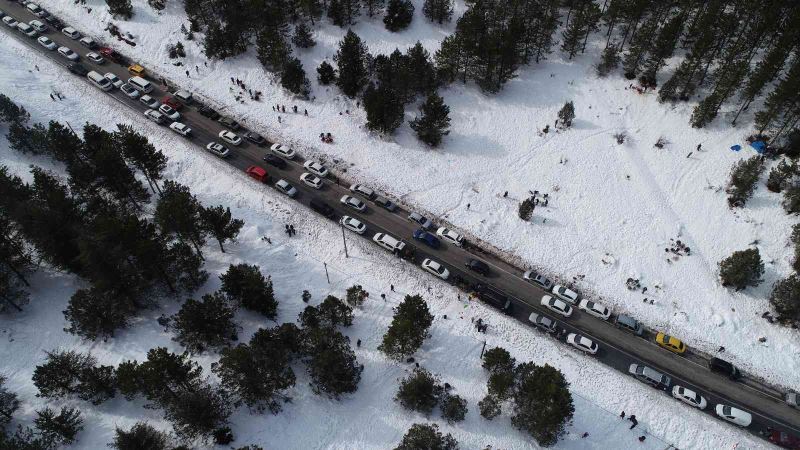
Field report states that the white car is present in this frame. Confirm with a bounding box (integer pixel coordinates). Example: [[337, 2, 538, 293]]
[[62, 26, 80, 39], [120, 83, 139, 99], [219, 130, 242, 146], [16, 22, 37, 37], [159, 104, 181, 121], [86, 52, 104, 64], [270, 143, 296, 159], [340, 195, 366, 212], [275, 179, 297, 197], [139, 95, 158, 109], [349, 183, 375, 199], [2, 16, 18, 28], [339, 216, 366, 235], [26, 3, 47, 17], [421, 258, 449, 280], [436, 227, 464, 247], [566, 333, 598, 355], [300, 173, 323, 189], [303, 160, 329, 178], [104, 72, 123, 88], [551, 285, 579, 304], [715, 404, 752, 427], [169, 122, 192, 137], [671, 386, 707, 410], [143, 109, 165, 124], [205, 142, 230, 158], [79, 36, 96, 48], [37, 36, 57, 50], [29, 19, 47, 32], [541, 295, 573, 317], [577, 299, 611, 320], [57, 46, 79, 61]]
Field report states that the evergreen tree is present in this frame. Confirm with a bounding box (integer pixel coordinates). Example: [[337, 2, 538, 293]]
[[406, 42, 438, 95], [345, 284, 369, 307], [335, 31, 370, 98], [410, 92, 450, 147], [770, 275, 800, 323], [726, 156, 765, 207], [557, 101, 575, 128], [317, 61, 337, 85], [63, 287, 134, 340], [783, 129, 800, 159], [640, 13, 684, 82], [511, 363, 574, 447], [596, 45, 620, 77], [280, 58, 312, 99], [301, 327, 362, 398], [106, 0, 133, 19], [0, 375, 19, 427], [292, 21, 316, 49], [784, 184, 800, 214], [34, 406, 83, 446], [363, 0, 385, 18], [155, 180, 207, 257], [384, 0, 414, 32], [114, 124, 167, 194], [440, 393, 468, 423], [755, 58, 800, 138], [518, 198, 534, 221], [202, 22, 249, 60], [363, 82, 405, 134], [394, 423, 458, 450], [327, 0, 360, 26], [220, 264, 278, 318], [171, 292, 238, 353], [304, 295, 353, 328], [124, 347, 203, 407], [379, 294, 434, 360], [200, 205, 244, 253], [718, 248, 764, 290], [0, 223, 31, 311], [0, 93, 29, 124], [6, 122, 49, 156], [478, 394, 501, 419], [767, 159, 797, 193], [110, 422, 172, 450], [0, 425, 53, 450], [31, 350, 116, 405], [395, 368, 442, 414], [561, 1, 600, 59], [482, 346, 515, 373], [422, 0, 453, 24], [164, 384, 232, 443], [167, 241, 209, 294], [374, 50, 414, 104], [257, 27, 292, 72]]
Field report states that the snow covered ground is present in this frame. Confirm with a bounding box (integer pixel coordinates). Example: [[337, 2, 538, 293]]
[[0, 30, 772, 449]]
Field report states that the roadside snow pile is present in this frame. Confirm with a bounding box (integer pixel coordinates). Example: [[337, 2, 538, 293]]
[[0, 32, 770, 449]]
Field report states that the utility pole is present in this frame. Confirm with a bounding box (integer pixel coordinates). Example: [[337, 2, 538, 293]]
[[341, 221, 349, 258], [324, 262, 330, 284], [480, 340, 487, 358]]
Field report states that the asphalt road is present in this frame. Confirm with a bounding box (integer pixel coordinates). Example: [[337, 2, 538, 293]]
[[2, 3, 799, 447]]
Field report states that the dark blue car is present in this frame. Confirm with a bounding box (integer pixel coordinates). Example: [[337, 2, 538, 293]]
[[413, 228, 440, 248]]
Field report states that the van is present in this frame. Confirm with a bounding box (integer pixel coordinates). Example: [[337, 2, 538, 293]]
[[17, 22, 37, 37], [87, 71, 112, 91], [174, 90, 193, 104], [615, 314, 643, 336], [709, 357, 741, 380], [475, 284, 513, 314], [127, 76, 153, 94], [628, 364, 671, 389], [309, 200, 335, 219], [372, 233, 407, 254], [128, 64, 146, 76]]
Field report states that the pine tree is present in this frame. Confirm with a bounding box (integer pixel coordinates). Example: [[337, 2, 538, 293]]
[[345, 284, 369, 307], [219, 264, 278, 318], [394, 423, 458, 450], [63, 287, 134, 340], [422, 0, 453, 24], [384, 0, 414, 32], [558, 101, 575, 128], [114, 124, 167, 194], [511, 363, 574, 447], [640, 13, 684, 82], [335, 30, 370, 98], [478, 394, 501, 419], [125, 347, 204, 406], [755, 58, 800, 137], [155, 180, 207, 257], [301, 327, 362, 398], [482, 346, 515, 373], [106, 0, 133, 19], [379, 294, 434, 360], [0, 375, 19, 427], [770, 275, 800, 323], [766, 159, 796, 193], [280, 58, 312, 99], [561, 1, 600, 59], [0, 425, 54, 449], [317, 61, 337, 85], [0, 93, 29, 124], [164, 384, 232, 443], [718, 248, 764, 290], [363, 0, 385, 18], [440, 393, 468, 423], [726, 156, 765, 207], [518, 198, 534, 221], [32, 350, 116, 405], [409, 92, 450, 147], [395, 368, 441, 414], [257, 27, 291, 72], [374, 50, 414, 103], [34, 406, 83, 446], [621, 9, 664, 78], [200, 205, 243, 253], [406, 42, 438, 96], [292, 22, 316, 49], [784, 184, 800, 214], [171, 292, 238, 353], [300, 295, 353, 329], [363, 82, 405, 134], [110, 422, 172, 450], [596, 45, 620, 77], [327, 0, 360, 26]]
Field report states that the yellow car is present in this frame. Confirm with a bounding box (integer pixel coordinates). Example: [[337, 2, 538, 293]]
[[656, 332, 687, 354], [128, 64, 146, 77]]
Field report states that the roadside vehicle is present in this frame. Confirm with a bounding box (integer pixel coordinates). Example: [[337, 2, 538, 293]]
[[2, 16, 18, 28], [340, 195, 366, 212], [436, 227, 464, 247], [310, 199, 335, 219], [127, 76, 153, 93], [528, 313, 558, 334], [245, 131, 265, 145], [408, 212, 433, 230], [374, 196, 397, 212], [466, 258, 490, 276], [25, 3, 43, 16], [158, 104, 180, 121], [139, 95, 159, 109], [787, 392, 799, 409], [174, 90, 193, 104], [522, 270, 553, 290], [199, 105, 220, 120], [628, 364, 671, 389], [57, 46, 79, 61], [67, 63, 89, 76], [655, 332, 687, 355], [99, 47, 126, 65], [245, 166, 268, 182], [37, 36, 57, 50], [44, 16, 64, 30], [615, 314, 644, 336], [120, 83, 140, 99], [162, 96, 183, 110], [275, 179, 298, 197], [62, 26, 80, 39], [541, 295, 573, 317], [671, 386, 707, 409], [219, 130, 242, 146], [413, 229, 440, 249], [714, 404, 752, 427], [303, 160, 329, 178], [372, 233, 406, 254], [205, 142, 230, 158], [219, 116, 240, 130], [86, 52, 104, 64], [104, 72, 123, 88], [567, 333, 598, 355], [143, 109, 165, 124], [349, 184, 375, 200], [169, 122, 192, 137], [421, 259, 449, 280], [16, 22, 37, 37], [263, 154, 287, 169], [79, 36, 97, 49], [769, 429, 800, 449], [339, 216, 366, 235], [709, 357, 741, 380], [29, 19, 46, 32], [87, 71, 112, 91], [551, 285, 579, 304], [128, 63, 146, 77], [300, 173, 323, 189], [474, 284, 513, 313], [0, 9, 4, 18], [270, 143, 296, 159], [577, 299, 611, 320]]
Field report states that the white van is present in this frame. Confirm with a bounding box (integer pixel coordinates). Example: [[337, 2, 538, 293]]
[[127, 76, 153, 94], [174, 90, 193, 104], [372, 233, 407, 254], [87, 71, 112, 91]]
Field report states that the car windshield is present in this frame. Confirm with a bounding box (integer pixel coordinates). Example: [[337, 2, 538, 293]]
[[692, 393, 701, 403], [722, 406, 731, 415]]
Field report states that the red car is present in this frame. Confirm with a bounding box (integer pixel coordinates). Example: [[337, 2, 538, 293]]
[[98, 47, 127, 65], [771, 430, 800, 449], [162, 96, 183, 110], [246, 166, 269, 182]]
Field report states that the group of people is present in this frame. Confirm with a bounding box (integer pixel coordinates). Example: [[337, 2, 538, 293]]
[[619, 412, 647, 443], [273, 104, 308, 116], [473, 317, 489, 333], [320, 132, 334, 144], [284, 224, 297, 237]]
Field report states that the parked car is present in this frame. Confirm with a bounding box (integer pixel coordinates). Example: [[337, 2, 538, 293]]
[[219, 116, 240, 130], [162, 96, 183, 110], [57, 46, 79, 61], [522, 270, 553, 290], [143, 109, 165, 124], [475, 284, 513, 313], [79, 36, 96, 49], [139, 95, 159, 109], [628, 364, 671, 389], [44, 16, 64, 30], [372, 233, 406, 254], [528, 313, 558, 334], [541, 295, 573, 317], [436, 227, 464, 247], [300, 173, 323, 189], [263, 154, 287, 169], [16, 22, 37, 37], [128, 63, 146, 77], [62, 26, 80, 39], [174, 90, 193, 104], [67, 63, 89, 76], [309, 199, 335, 219], [104, 72, 123, 88], [205, 142, 230, 158], [709, 357, 741, 380], [270, 143, 296, 159], [577, 299, 611, 320], [551, 285, 579, 304], [99, 47, 126, 65], [339, 216, 366, 235], [37, 36, 57, 50], [86, 52, 104, 64], [671, 386, 707, 409], [245, 165, 269, 182], [567, 333, 598, 355], [275, 179, 298, 197], [465, 258, 490, 276], [715, 405, 752, 427], [340, 195, 366, 212], [218, 130, 242, 146], [25, 3, 44, 16], [769, 429, 800, 449], [421, 259, 449, 280], [374, 196, 397, 212], [615, 314, 644, 336], [349, 184, 375, 200], [303, 160, 329, 178], [655, 332, 687, 355], [158, 104, 180, 121], [245, 131, 265, 145], [199, 105, 220, 120], [787, 392, 799, 409], [2, 16, 18, 28], [413, 229, 440, 249], [169, 122, 192, 137], [120, 83, 140, 99], [29, 19, 46, 32], [408, 212, 433, 230]]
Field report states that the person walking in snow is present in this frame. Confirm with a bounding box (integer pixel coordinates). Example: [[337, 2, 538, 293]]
[[628, 415, 638, 429]]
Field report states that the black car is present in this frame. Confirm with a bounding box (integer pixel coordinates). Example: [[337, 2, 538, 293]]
[[245, 131, 266, 145], [475, 284, 513, 314], [44, 15, 64, 29], [219, 116, 240, 130], [466, 258, 490, 276], [709, 357, 742, 380], [68, 63, 89, 76], [199, 105, 220, 120], [263, 154, 287, 169], [309, 199, 335, 220], [374, 196, 397, 212]]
